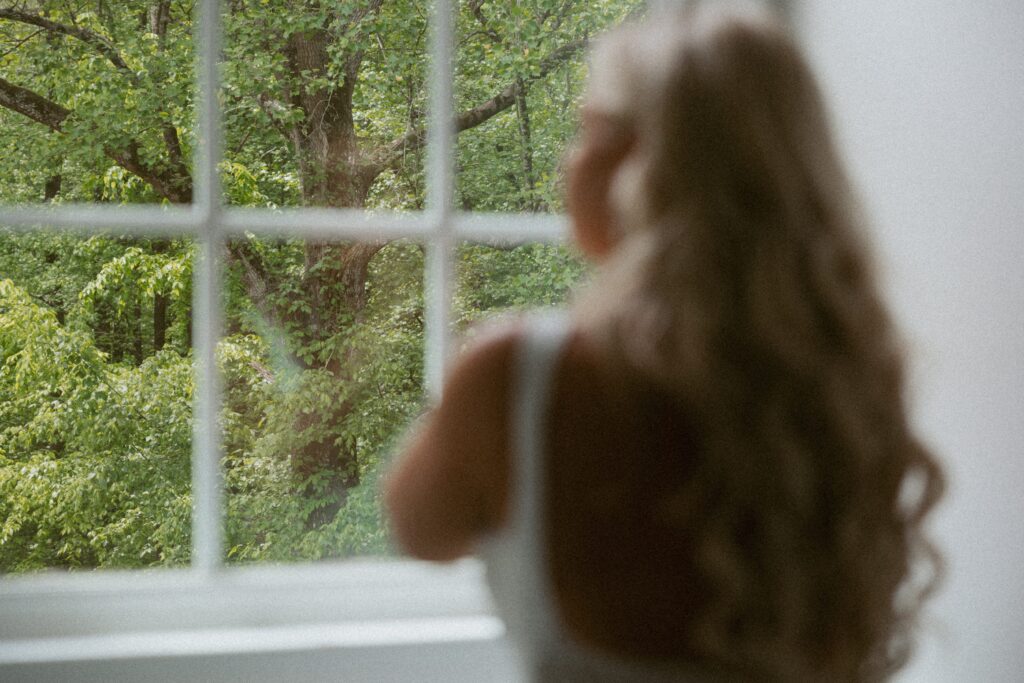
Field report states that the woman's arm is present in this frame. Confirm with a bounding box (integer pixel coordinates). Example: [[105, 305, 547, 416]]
[[383, 326, 519, 561]]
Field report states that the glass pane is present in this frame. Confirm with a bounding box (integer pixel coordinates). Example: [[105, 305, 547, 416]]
[[223, 237, 424, 563], [222, 2, 428, 210], [454, 1, 643, 213], [455, 241, 589, 332], [0, 4, 195, 205], [0, 230, 194, 573]]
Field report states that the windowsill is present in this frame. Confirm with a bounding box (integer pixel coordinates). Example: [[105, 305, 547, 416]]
[[0, 616, 504, 665], [0, 558, 521, 680]]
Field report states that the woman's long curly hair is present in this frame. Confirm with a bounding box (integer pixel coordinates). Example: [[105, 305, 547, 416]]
[[575, 3, 945, 680]]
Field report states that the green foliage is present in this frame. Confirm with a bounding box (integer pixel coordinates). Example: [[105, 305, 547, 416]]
[[0, 1, 195, 203], [456, 243, 588, 329], [0, 280, 192, 570], [0, 0, 635, 573]]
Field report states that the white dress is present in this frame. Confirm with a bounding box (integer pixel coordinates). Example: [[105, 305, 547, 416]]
[[478, 312, 722, 682]]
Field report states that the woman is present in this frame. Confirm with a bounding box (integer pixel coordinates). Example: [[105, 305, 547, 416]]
[[385, 3, 944, 680]]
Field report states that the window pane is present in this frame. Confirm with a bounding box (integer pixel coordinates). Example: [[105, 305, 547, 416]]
[[0, 4, 195, 205], [223, 237, 423, 563], [0, 230, 194, 573], [455, 241, 589, 331], [454, 1, 643, 213], [222, 2, 428, 210]]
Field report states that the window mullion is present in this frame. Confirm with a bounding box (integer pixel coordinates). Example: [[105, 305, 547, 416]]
[[424, 0, 457, 399], [194, 0, 224, 214], [191, 234, 225, 574], [191, 0, 226, 574]]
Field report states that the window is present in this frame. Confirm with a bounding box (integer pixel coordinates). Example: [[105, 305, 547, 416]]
[[0, 0, 641, 677]]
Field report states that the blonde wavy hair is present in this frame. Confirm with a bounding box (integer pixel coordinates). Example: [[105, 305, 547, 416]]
[[575, 3, 945, 680]]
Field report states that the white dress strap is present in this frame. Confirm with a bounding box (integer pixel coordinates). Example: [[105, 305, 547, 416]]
[[508, 311, 574, 650]]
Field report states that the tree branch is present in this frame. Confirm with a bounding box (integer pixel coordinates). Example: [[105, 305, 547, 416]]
[[375, 37, 587, 172], [0, 27, 43, 60], [0, 9, 131, 73], [339, 0, 385, 95], [0, 77, 70, 131], [226, 238, 278, 326], [341, 0, 385, 33], [1, 6, 189, 183], [105, 140, 191, 203], [147, 1, 171, 42], [469, 1, 504, 45], [544, 0, 578, 32], [0, 77, 191, 202], [161, 125, 189, 186], [255, 92, 296, 141], [147, 2, 188, 192]]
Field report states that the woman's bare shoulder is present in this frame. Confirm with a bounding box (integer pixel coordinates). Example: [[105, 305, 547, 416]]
[[384, 318, 525, 560]]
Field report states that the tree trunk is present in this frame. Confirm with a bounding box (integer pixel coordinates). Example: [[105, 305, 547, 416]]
[[95, 303, 120, 363], [279, 30, 384, 523], [150, 238, 170, 352], [515, 78, 537, 210], [147, 1, 170, 40], [153, 293, 167, 352], [219, 14, 585, 527], [132, 297, 144, 365], [44, 174, 61, 201]]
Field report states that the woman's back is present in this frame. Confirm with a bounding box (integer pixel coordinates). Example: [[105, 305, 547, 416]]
[[479, 313, 727, 681], [544, 330, 707, 659]]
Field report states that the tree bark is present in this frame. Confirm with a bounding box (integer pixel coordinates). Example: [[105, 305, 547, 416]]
[[153, 294, 168, 352], [257, 25, 383, 515], [44, 174, 62, 201], [132, 298, 144, 365], [514, 79, 538, 210], [0, 77, 70, 131], [147, 2, 171, 40]]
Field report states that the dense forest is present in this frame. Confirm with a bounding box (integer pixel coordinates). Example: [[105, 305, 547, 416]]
[[0, 1, 636, 572]]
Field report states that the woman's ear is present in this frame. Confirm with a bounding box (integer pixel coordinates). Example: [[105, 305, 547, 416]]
[[566, 112, 635, 261]]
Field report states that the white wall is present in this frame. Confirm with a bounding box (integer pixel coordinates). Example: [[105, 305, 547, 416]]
[[796, 2, 1024, 681]]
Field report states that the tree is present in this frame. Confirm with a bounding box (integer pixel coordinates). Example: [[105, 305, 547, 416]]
[[0, 279, 193, 569], [0, 0, 637, 569]]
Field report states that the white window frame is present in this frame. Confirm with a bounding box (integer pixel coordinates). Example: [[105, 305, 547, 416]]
[[0, 0, 563, 677], [0, 0, 791, 678]]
